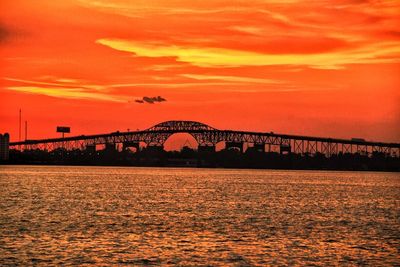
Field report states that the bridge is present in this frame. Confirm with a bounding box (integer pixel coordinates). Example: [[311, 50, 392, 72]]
[[9, 120, 400, 157]]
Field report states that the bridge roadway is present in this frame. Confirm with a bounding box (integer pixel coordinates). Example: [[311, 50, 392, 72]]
[[9, 120, 400, 157]]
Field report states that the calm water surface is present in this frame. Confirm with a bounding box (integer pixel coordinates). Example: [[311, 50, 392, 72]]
[[0, 166, 399, 266]]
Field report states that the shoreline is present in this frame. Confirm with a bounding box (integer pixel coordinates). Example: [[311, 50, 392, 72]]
[[2, 161, 399, 173]]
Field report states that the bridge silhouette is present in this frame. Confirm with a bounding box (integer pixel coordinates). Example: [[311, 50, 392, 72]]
[[10, 120, 400, 157]]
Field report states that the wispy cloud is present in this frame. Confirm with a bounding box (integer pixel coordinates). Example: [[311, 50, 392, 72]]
[[228, 26, 265, 35], [181, 74, 283, 84], [4, 77, 128, 102], [97, 38, 400, 69], [4, 77, 106, 91], [77, 1, 293, 17], [6, 86, 127, 102], [109, 82, 241, 89]]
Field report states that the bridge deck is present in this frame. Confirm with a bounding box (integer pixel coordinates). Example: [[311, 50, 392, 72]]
[[10, 129, 400, 148]]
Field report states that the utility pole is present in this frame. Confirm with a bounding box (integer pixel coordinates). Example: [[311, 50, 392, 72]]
[[24, 120, 28, 151], [19, 109, 21, 150], [25, 121, 28, 140]]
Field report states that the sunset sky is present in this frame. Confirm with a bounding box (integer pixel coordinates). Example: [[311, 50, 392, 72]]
[[1, 0, 399, 143]]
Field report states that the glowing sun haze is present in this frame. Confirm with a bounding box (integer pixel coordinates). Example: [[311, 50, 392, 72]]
[[1, 0, 399, 142]]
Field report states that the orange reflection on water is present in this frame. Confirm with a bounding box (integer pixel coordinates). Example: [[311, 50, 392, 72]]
[[0, 166, 399, 265]]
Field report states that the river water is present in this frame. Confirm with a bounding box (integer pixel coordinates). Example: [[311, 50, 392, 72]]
[[0, 166, 399, 266]]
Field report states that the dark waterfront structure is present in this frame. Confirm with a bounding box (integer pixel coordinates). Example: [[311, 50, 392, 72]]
[[0, 133, 10, 161], [9, 121, 400, 156]]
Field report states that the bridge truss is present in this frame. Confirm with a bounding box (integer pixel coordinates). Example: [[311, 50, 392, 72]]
[[9, 120, 400, 157]]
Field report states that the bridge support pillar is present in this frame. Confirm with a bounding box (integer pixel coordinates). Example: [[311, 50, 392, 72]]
[[123, 141, 140, 152], [86, 145, 96, 153], [198, 145, 216, 153], [253, 143, 265, 152], [105, 143, 116, 152], [146, 145, 164, 153], [226, 142, 244, 153], [280, 144, 291, 154]]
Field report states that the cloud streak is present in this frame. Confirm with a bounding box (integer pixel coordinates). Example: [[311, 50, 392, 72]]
[[3, 77, 128, 102], [181, 74, 284, 84], [6, 86, 127, 102], [97, 38, 400, 69]]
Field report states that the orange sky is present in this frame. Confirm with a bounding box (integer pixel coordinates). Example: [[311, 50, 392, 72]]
[[1, 0, 399, 143]]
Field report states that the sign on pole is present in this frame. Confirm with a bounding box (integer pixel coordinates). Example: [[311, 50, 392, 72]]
[[57, 126, 70, 133], [57, 126, 70, 139]]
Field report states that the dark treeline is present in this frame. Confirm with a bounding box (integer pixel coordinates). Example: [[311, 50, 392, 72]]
[[4, 146, 399, 172]]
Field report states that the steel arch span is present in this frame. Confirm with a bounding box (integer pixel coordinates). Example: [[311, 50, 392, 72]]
[[146, 121, 216, 132], [9, 120, 400, 157]]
